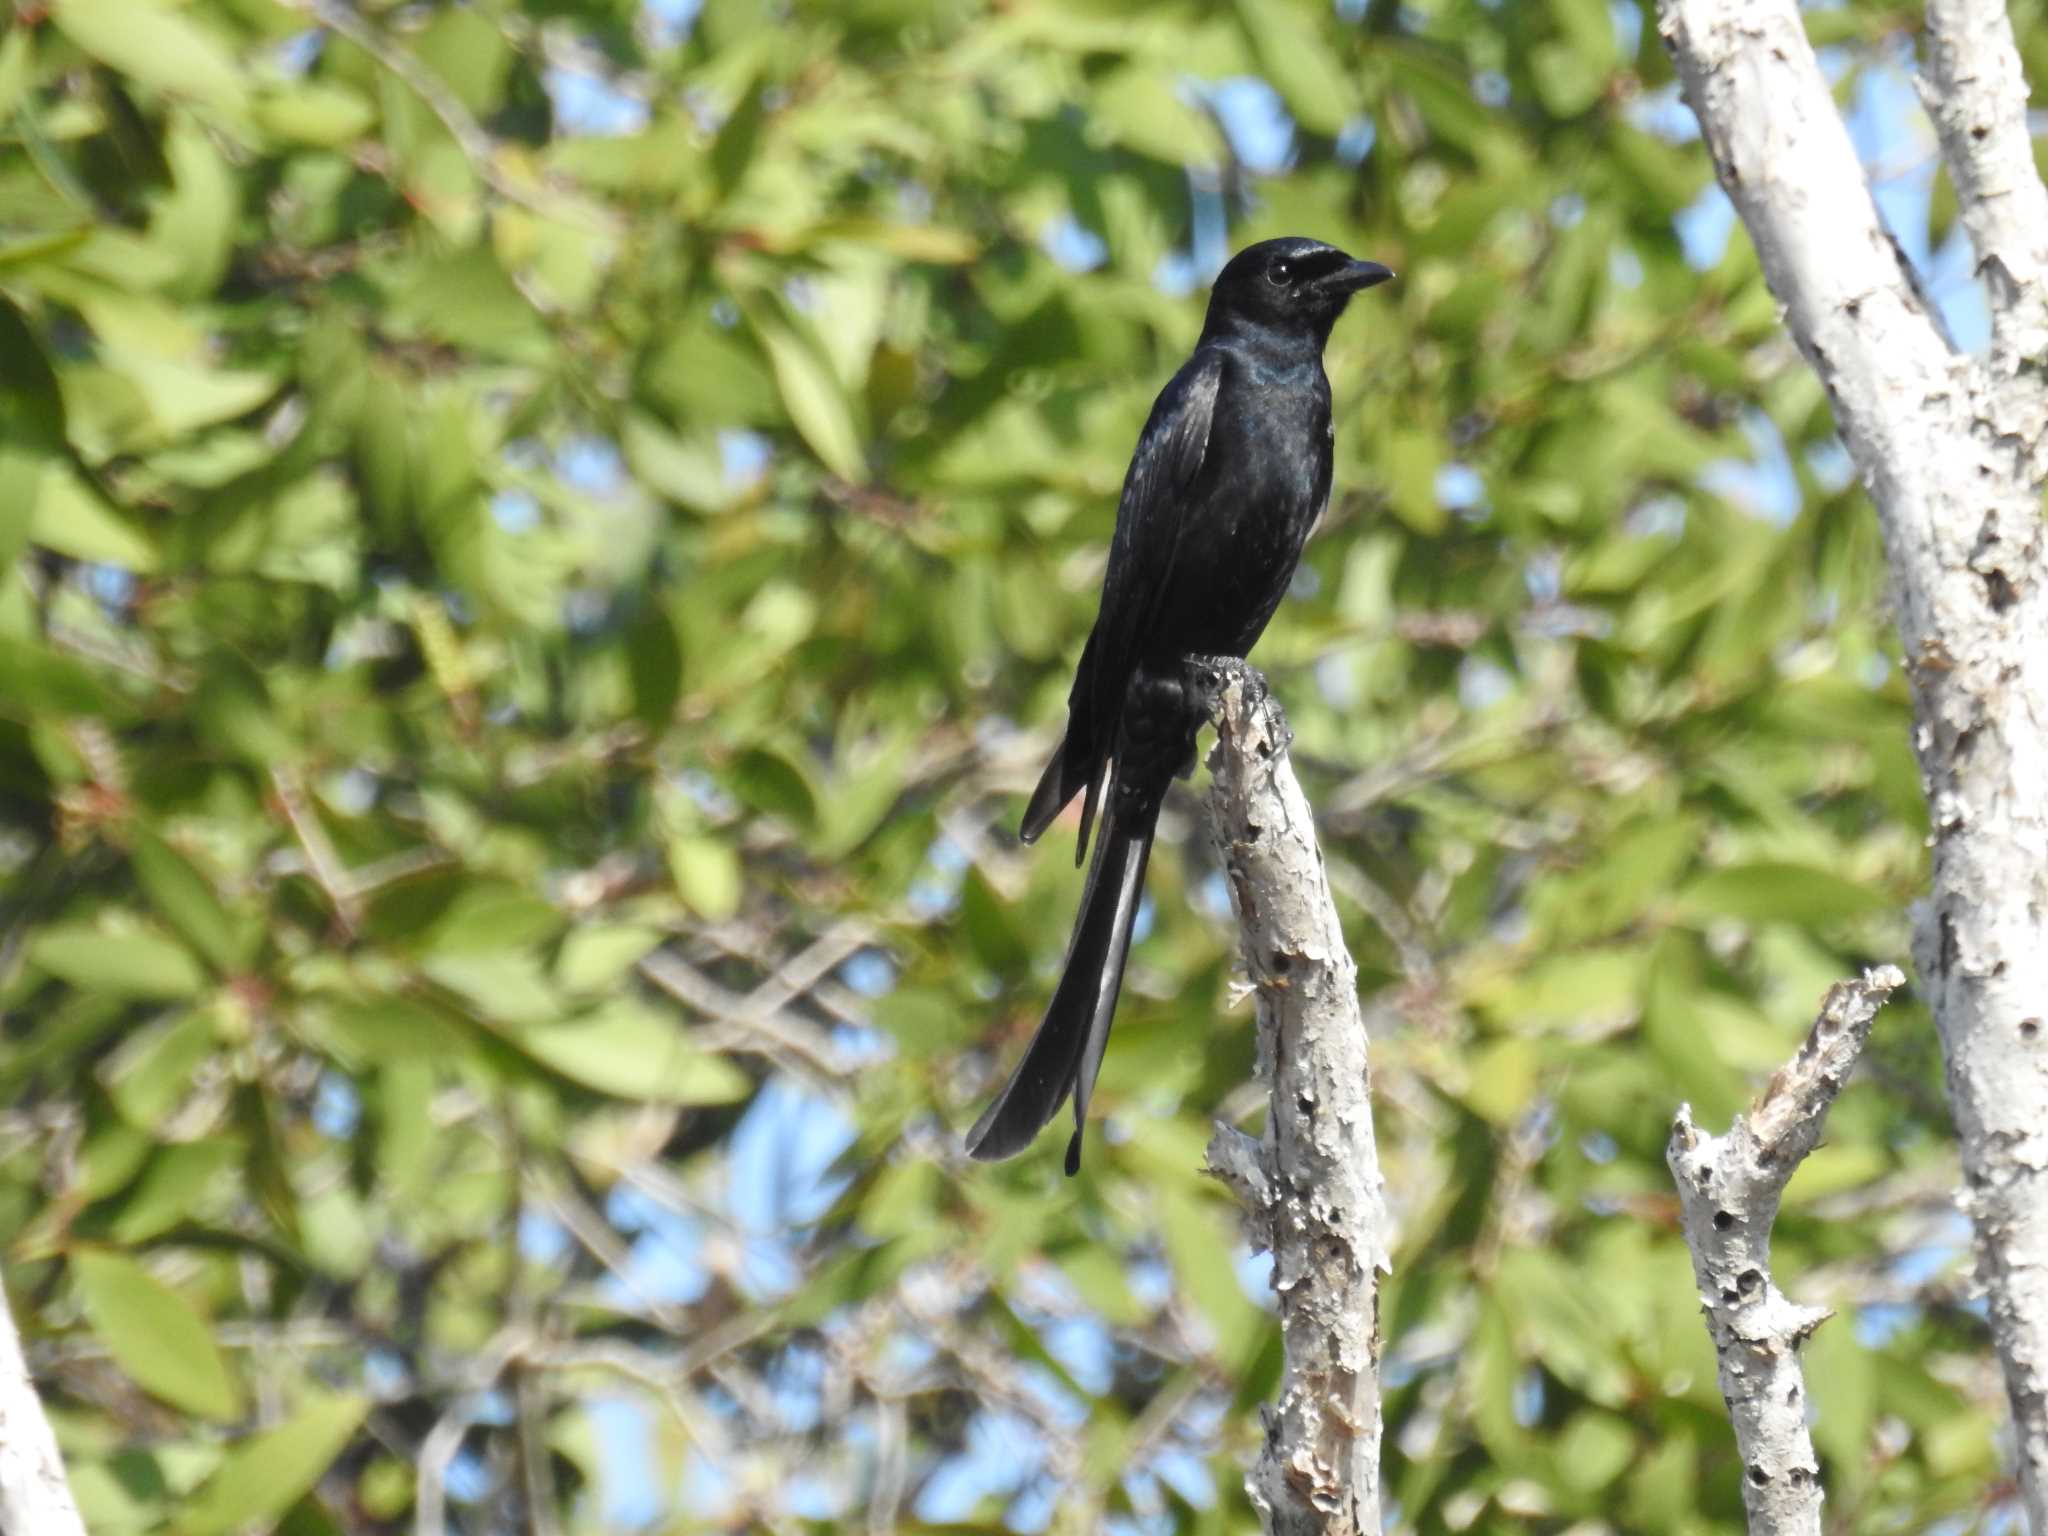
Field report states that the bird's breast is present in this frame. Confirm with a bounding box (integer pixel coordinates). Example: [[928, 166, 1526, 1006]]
[[1151, 368, 1332, 660]]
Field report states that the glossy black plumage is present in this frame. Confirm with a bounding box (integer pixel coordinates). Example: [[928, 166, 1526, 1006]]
[[967, 237, 1393, 1173]]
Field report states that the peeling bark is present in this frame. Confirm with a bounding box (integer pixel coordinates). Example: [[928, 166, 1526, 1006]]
[[1669, 969, 1906, 1535], [1199, 669, 1390, 1536], [1654, 0, 2048, 1521]]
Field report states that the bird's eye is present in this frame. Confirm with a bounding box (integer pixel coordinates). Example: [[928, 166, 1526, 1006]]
[[1267, 259, 1294, 287]]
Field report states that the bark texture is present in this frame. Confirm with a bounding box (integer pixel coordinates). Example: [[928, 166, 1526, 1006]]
[[1199, 669, 1390, 1536], [0, 1272, 87, 1536], [1654, 0, 2048, 1522], [1668, 968, 1906, 1536]]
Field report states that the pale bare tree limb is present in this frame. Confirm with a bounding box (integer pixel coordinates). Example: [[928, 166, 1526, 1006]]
[[1668, 967, 1906, 1536], [1199, 666, 1390, 1536], [1654, 0, 2048, 1522], [416, 1326, 531, 1536], [0, 1271, 87, 1536], [1919, 0, 2048, 365]]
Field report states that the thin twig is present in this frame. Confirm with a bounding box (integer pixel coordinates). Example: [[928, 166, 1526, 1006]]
[[638, 949, 855, 1080], [269, 766, 363, 936], [416, 1326, 530, 1536]]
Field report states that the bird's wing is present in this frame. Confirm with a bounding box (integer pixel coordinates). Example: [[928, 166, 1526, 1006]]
[[1084, 345, 1226, 759]]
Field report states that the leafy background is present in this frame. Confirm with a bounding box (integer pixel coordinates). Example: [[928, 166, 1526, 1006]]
[[0, 0, 2033, 1529]]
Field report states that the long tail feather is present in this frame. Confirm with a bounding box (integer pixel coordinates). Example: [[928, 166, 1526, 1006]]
[[1020, 738, 1081, 845], [1019, 741, 1111, 872], [965, 809, 1153, 1171]]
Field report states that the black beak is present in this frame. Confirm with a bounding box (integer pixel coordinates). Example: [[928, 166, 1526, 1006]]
[[1324, 258, 1395, 294]]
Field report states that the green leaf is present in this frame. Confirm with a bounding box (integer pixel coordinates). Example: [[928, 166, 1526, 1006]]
[[391, 245, 549, 360], [668, 833, 742, 921], [118, 353, 279, 442], [31, 923, 207, 999], [620, 413, 733, 514], [421, 952, 563, 1029], [106, 1139, 240, 1243], [415, 881, 564, 957], [510, 1003, 752, 1104], [1157, 1186, 1265, 1365], [728, 744, 817, 830], [626, 604, 684, 731], [1379, 424, 1445, 535], [1462, 1036, 1540, 1126], [0, 296, 64, 452], [711, 77, 767, 197], [556, 925, 663, 993], [1234, 0, 1358, 134], [1531, 40, 1606, 117], [132, 833, 250, 974], [1089, 68, 1224, 166], [152, 114, 237, 299], [72, 1248, 242, 1422], [1556, 1409, 1636, 1493], [749, 308, 868, 483], [255, 81, 378, 147], [0, 25, 31, 121], [411, 5, 514, 114], [1782, 1142, 1888, 1206], [319, 995, 475, 1064], [53, 0, 248, 116], [1676, 862, 1889, 925], [182, 1389, 369, 1535], [32, 465, 161, 572], [0, 635, 118, 717], [102, 1009, 217, 1124]]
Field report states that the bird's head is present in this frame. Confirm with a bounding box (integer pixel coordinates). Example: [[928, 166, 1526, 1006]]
[[1203, 237, 1394, 344]]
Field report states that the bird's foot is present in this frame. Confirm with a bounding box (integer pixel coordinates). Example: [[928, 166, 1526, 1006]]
[[1186, 655, 1291, 757], [1185, 655, 1269, 719]]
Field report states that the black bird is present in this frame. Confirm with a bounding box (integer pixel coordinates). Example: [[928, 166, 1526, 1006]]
[[966, 236, 1394, 1174]]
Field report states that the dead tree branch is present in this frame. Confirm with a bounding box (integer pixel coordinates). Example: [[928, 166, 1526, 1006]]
[[1668, 967, 1906, 1535], [1199, 667, 1391, 1536]]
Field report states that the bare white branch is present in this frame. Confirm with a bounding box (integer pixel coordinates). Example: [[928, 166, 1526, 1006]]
[[1655, 0, 2048, 1520], [0, 1273, 87, 1536], [1200, 670, 1390, 1536], [1920, 0, 2048, 363], [1654, 0, 1954, 475], [1669, 968, 1905, 1535]]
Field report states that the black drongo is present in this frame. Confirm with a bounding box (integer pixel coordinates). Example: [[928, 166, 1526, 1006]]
[[966, 237, 1394, 1174]]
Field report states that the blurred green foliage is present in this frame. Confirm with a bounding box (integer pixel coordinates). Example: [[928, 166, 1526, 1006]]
[[0, 0, 2020, 1528]]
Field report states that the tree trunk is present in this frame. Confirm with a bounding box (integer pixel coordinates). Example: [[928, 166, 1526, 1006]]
[[1652, 0, 2048, 1523]]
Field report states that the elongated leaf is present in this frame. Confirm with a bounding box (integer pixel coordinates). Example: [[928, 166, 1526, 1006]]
[[182, 1389, 368, 1534], [510, 1002, 751, 1104], [54, 0, 248, 115], [668, 833, 741, 921], [131, 832, 248, 974], [1234, 0, 1358, 134], [72, 1248, 242, 1422], [31, 465, 161, 571], [32, 923, 207, 999], [749, 309, 868, 483]]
